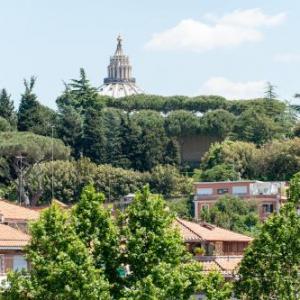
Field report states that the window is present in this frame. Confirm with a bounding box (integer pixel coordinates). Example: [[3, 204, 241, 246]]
[[262, 203, 274, 213], [200, 204, 209, 211], [217, 188, 229, 195], [13, 256, 27, 271], [197, 188, 213, 195], [232, 186, 248, 195]]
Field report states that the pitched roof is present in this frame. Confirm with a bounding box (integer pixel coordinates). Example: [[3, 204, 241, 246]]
[[0, 199, 39, 221], [0, 224, 30, 248], [199, 256, 243, 276], [175, 218, 253, 242]]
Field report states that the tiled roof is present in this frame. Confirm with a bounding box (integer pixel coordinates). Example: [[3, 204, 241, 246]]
[[175, 218, 253, 242], [0, 200, 39, 221], [199, 256, 243, 275], [0, 224, 29, 248]]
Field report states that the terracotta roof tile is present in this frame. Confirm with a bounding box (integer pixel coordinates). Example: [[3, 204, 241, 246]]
[[0, 200, 39, 221], [197, 256, 243, 275], [0, 224, 30, 248], [175, 218, 253, 242]]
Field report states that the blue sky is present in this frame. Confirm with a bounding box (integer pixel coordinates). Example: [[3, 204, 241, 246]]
[[0, 0, 299, 109]]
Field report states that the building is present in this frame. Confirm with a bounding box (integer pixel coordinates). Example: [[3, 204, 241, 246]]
[[193, 181, 287, 221], [99, 35, 144, 98], [175, 218, 252, 279], [0, 200, 40, 279], [0, 224, 30, 281], [0, 199, 39, 233]]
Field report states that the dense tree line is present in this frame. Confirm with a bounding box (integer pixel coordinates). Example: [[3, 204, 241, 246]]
[[0, 68, 298, 206], [24, 158, 192, 205], [196, 138, 300, 181]]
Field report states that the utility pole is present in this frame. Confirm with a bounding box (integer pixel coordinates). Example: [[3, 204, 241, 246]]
[[16, 155, 24, 205], [51, 125, 54, 202]]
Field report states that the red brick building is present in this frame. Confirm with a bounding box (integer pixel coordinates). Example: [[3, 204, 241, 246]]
[[193, 181, 287, 221]]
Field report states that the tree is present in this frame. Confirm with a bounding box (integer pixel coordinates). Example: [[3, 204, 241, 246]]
[[72, 185, 120, 291], [199, 163, 240, 182], [17, 77, 57, 135], [82, 104, 107, 164], [122, 186, 204, 298], [201, 109, 236, 138], [0, 117, 11, 132], [17, 77, 40, 131], [26, 159, 192, 205], [0, 132, 70, 205], [264, 81, 277, 100], [256, 138, 300, 181], [235, 172, 300, 299], [4, 185, 211, 299], [57, 105, 83, 158], [201, 271, 233, 300], [200, 140, 258, 180], [200, 196, 260, 236], [149, 164, 193, 198], [130, 110, 168, 171], [230, 108, 281, 145], [2, 203, 111, 300], [56, 68, 98, 111], [0, 89, 16, 127]]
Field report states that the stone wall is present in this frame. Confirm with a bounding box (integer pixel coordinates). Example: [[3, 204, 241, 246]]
[[179, 135, 220, 164]]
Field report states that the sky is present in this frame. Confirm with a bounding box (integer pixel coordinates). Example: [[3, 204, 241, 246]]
[[0, 0, 299, 109]]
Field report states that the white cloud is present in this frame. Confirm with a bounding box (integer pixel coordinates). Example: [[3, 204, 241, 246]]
[[199, 77, 266, 99], [217, 8, 286, 28], [274, 53, 300, 63], [145, 9, 286, 52]]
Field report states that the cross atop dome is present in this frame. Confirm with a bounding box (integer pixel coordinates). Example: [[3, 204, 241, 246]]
[[115, 34, 123, 56]]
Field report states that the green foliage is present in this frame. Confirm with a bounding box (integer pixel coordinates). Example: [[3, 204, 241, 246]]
[[165, 110, 200, 136], [264, 81, 277, 100], [167, 197, 192, 219], [3, 203, 111, 300], [288, 172, 300, 204], [235, 202, 300, 299], [230, 108, 282, 145], [130, 110, 169, 171], [200, 196, 260, 236], [122, 186, 203, 299], [72, 185, 120, 288], [200, 163, 240, 182], [3, 186, 208, 299], [0, 132, 70, 166], [200, 140, 258, 179], [148, 164, 193, 198], [0, 117, 11, 132], [0, 89, 16, 127], [201, 109, 236, 138], [26, 158, 191, 204], [56, 68, 98, 111], [17, 77, 57, 136], [99, 94, 227, 113], [57, 105, 83, 158], [256, 138, 300, 181], [202, 271, 233, 300]]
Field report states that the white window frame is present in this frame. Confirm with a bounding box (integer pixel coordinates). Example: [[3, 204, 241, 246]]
[[232, 186, 248, 195], [197, 188, 213, 196]]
